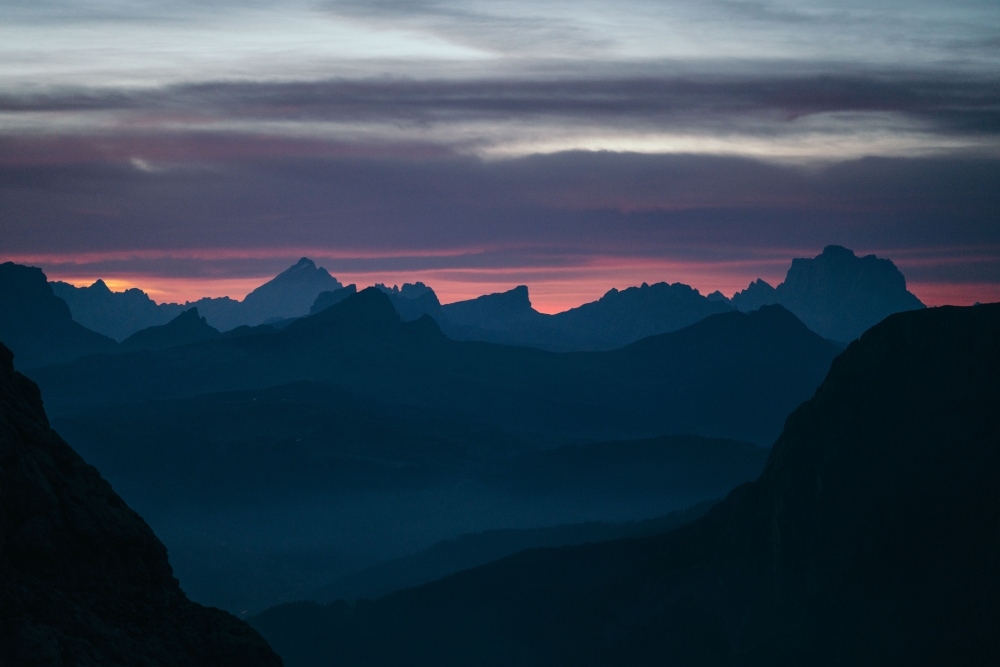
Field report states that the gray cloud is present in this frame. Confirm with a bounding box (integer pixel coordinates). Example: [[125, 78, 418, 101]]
[[2, 71, 998, 154]]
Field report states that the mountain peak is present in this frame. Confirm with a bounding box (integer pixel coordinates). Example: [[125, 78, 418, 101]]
[[120, 306, 220, 351], [820, 244, 856, 259], [239, 258, 343, 323], [281, 257, 317, 274], [0, 342, 282, 665], [731, 247, 923, 341]]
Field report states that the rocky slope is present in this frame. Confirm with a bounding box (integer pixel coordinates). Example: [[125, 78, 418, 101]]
[[0, 263, 117, 369], [0, 343, 282, 666]]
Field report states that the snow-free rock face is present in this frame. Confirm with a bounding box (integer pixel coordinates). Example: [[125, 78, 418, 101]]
[[731, 246, 924, 341], [0, 343, 283, 666]]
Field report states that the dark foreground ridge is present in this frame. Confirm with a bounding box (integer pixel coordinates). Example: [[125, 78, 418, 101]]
[[252, 303, 1000, 666], [0, 343, 282, 666]]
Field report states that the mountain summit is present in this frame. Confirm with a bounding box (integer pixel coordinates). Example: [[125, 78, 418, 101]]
[[732, 245, 924, 341], [240, 258, 343, 323]]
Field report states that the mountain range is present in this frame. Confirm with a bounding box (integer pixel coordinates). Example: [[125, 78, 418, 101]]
[[0, 342, 281, 666], [729, 244, 925, 341], [250, 301, 1000, 666], [52, 257, 342, 338], [43, 246, 923, 350], [33, 290, 811, 611], [32, 288, 838, 446]]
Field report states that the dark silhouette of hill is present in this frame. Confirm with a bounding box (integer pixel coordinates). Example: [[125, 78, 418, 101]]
[[250, 302, 1000, 666], [548, 282, 733, 349], [402, 282, 733, 351], [120, 307, 221, 351], [33, 289, 839, 446], [51, 279, 181, 341], [732, 245, 925, 341], [0, 343, 281, 666], [309, 285, 358, 314], [313, 503, 716, 604], [440, 285, 546, 331], [0, 262, 117, 369]]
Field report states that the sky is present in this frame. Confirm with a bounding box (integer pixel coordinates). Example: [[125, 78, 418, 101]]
[[1, 0, 998, 311]]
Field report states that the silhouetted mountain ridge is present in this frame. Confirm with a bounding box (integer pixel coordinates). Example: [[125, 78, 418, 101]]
[[51, 258, 345, 337], [33, 289, 839, 446], [0, 343, 282, 666], [731, 245, 924, 341], [0, 262, 117, 369], [120, 307, 221, 351]]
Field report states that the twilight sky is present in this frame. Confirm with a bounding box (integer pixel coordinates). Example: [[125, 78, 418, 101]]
[[2, 0, 999, 310]]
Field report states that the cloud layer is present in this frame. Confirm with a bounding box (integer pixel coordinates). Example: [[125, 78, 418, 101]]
[[1, 1, 998, 308]]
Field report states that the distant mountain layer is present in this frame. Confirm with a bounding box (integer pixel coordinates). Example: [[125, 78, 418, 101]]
[[47, 245, 924, 349], [250, 302, 1000, 666], [0, 343, 281, 666], [414, 281, 733, 351], [0, 262, 116, 369], [51, 278, 179, 341], [53, 257, 343, 338], [730, 245, 924, 341], [33, 288, 840, 446]]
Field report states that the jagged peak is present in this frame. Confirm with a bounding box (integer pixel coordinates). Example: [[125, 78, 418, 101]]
[[820, 244, 856, 259]]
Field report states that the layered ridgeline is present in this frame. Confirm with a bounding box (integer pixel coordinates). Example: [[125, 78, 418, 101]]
[[318, 246, 924, 349], [251, 303, 1000, 666], [44, 246, 923, 349], [344, 281, 733, 351], [729, 245, 925, 341], [52, 258, 342, 338], [0, 263, 117, 369], [33, 288, 838, 446], [0, 344, 281, 666], [32, 289, 816, 611]]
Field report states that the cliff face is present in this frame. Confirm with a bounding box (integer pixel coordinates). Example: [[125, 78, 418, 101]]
[[0, 343, 282, 666]]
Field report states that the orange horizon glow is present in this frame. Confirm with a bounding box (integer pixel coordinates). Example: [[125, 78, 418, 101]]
[[44, 270, 998, 315]]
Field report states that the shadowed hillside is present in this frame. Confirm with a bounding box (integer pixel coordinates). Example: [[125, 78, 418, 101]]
[[0, 343, 282, 666], [33, 289, 839, 447], [0, 263, 117, 369], [251, 303, 1000, 666]]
